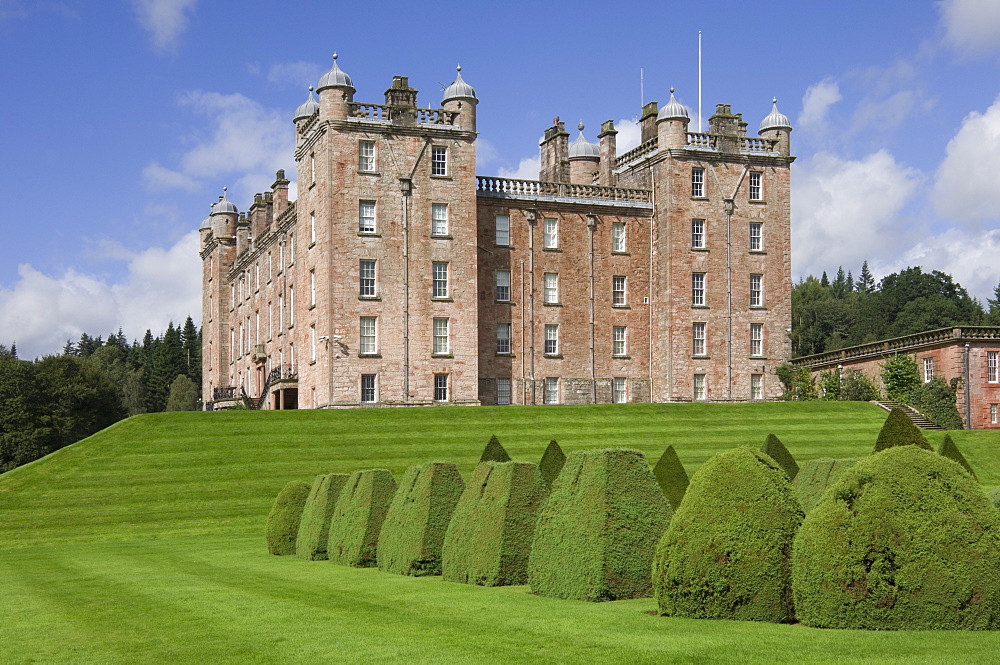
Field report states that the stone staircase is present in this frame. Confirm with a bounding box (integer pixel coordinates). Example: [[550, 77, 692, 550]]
[[873, 401, 944, 430]]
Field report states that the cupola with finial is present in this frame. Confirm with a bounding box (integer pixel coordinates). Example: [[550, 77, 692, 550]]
[[656, 88, 691, 149], [316, 54, 355, 120], [441, 65, 478, 132], [293, 86, 319, 123], [210, 187, 238, 239], [758, 98, 792, 157], [568, 121, 600, 185]]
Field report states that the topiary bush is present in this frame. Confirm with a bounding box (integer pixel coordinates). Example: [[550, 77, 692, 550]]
[[327, 469, 398, 567], [793, 446, 1000, 630], [442, 461, 545, 586], [480, 435, 511, 463], [529, 448, 671, 602], [538, 440, 566, 489], [376, 462, 465, 576], [653, 447, 803, 622], [990, 486, 1000, 510], [792, 458, 859, 513], [873, 408, 932, 453], [937, 434, 976, 479], [265, 479, 312, 556], [652, 445, 689, 511], [760, 433, 798, 480], [295, 473, 350, 560]]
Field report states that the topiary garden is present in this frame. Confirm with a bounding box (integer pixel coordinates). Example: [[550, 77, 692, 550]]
[[327, 469, 398, 567], [265, 479, 312, 556], [295, 473, 349, 560]]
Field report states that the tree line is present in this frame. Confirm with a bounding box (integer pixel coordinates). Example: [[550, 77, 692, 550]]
[[792, 263, 1000, 358], [0, 317, 201, 473]]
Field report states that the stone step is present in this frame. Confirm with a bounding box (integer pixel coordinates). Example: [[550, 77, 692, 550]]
[[873, 401, 944, 430]]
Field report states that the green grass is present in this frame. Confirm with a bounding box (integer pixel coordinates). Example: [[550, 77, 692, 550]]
[[3, 402, 1000, 662]]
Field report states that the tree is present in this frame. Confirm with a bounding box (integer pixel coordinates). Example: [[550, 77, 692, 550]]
[[165, 374, 200, 411], [181, 316, 201, 391], [857, 261, 875, 294], [880, 354, 920, 403], [148, 323, 185, 412], [988, 279, 1000, 325]]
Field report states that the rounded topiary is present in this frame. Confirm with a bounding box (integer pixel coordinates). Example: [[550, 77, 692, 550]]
[[376, 462, 465, 576], [653, 447, 803, 622], [792, 458, 859, 513], [265, 479, 312, 556], [652, 445, 689, 511], [937, 434, 976, 479], [327, 469, 398, 567], [295, 473, 350, 560], [793, 445, 1000, 630], [761, 433, 798, 480], [538, 440, 566, 489], [480, 435, 511, 463], [873, 408, 931, 453], [442, 461, 545, 586], [529, 448, 671, 602]]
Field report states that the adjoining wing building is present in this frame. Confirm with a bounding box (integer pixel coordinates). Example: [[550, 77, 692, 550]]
[[200, 56, 794, 409]]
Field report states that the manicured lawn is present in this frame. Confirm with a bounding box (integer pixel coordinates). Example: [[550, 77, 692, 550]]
[[2, 402, 1000, 663]]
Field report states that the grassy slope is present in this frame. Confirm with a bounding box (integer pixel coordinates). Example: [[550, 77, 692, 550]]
[[2, 402, 1000, 663]]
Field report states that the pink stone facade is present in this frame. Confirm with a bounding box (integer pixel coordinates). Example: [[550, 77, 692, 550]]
[[200, 63, 794, 409]]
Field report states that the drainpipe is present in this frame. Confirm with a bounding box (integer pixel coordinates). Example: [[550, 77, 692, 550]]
[[964, 342, 971, 429], [724, 197, 734, 402], [527, 210, 537, 404], [401, 178, 412, 402], [587, 213, 598, 403]]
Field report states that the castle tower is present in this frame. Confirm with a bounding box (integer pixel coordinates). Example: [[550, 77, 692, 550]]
[[201, 189, 239, 404], [656, 89, 690, 149], [442, 66, 478, 133], [568, 123, 600, 185]]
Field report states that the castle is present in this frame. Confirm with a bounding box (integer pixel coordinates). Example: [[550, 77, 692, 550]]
[[200, 56, 794, 409]]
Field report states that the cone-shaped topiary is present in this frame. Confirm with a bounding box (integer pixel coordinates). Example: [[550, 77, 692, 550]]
[[376, 462, 465, 576], [652, 445, 689, 511], [538, 440, 566, 489], [653, 447, 803, 622], [760, 433, 799, 480], [295, 473, 350, 560], [792, 458, 858, 513], [873, 408, 932, 453], [529, 448, 671, 601], [937, 434, 976, 479], [327, 469, 397, 567], [442, 461, 546, 586], [265, 479, 312, 556], [480, 435, 511, 463], [793, 446, 1000, 630]]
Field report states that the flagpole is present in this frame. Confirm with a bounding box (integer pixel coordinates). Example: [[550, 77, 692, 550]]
[[698, 31, 703, 133]]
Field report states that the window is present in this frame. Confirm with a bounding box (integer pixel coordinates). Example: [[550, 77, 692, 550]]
[[544, 324, 558, 355], [749, 171, 762, 201], [289, 285, 295, 326], [613, 377, 627, 404], [431, 146, 448, 176], [310, 153, 315, 184], [693, 322, 706, 356], [497, 323, 512, 354], [289, 235, 295, 266], [495, 214, 510, 246], [359, 140, 375, 172], [230, 329, 235, 362], [496, 271, 511, 302], [310, 212, 316, 244], [989, 351, 998, 383], [278, 294, 284, 329], [497, 378, 511, 405], [751, 374, 763, 400], [612, 275, 627, 306], [310, 325, 317, 363], [991, 403, 998, 424], [750, 274, 763, 307], [279, 243, 284, 273], [432, 203, 448, 236], [924, 357, 935, 383], [692, 219, 705, 249], [750, 323, 763, 357], [268, 302, 272, 338], [691, 167, 705, 197], [613, 326, 627, 357], [692, 273, 706, 306], [309, 270, 316, 307], [694, 374, 706, 401], [255, 263, 260, 290], [544, 218, 558, 249], [361, 374, 377, 403], [612, 222, 626, 252], [749, 222, 763, 251], [433, 317, 449, 355], [432, 262, 449, 299], [544, 273, 559, 304], [255, 312, 260, 344], [268, 252, 272, 282], [434, 373, 449, 401], [544, 377, 559, 404], [359, 200, 376, 234], [360, 317, 377, 355], [360, 260, 376, 298]]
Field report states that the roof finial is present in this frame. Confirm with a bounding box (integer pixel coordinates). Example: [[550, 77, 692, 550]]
[[578, 120, 585, 132], [670, 87, 675, 93], [772, 97, 778, 104], [308, 85, 314, 92], [457, 64, 462, 72], [222, 186, 228, 198], [332, 53, 338, 61]]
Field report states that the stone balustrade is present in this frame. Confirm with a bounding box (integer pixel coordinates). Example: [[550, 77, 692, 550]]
[[615, 138, 658, 167], [416, 108, 459, 125], [476, 176, 652, 205], [686, 132, 718, 150], [793, 327, 1000, 368], [741, 137, 780, 154]]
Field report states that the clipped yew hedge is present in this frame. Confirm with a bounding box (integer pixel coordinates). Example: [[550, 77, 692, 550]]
[[442, 461, 545, 586], [376, 462, 465, 576], [873, 408, 931, 452], [327, 469, 398, 567], [480, 435, 511, 463], [265, 479, 312, 556], [538, 440, 566, 489], [793, 446, 1000, 630], [937, 434, 976, 479], [529, 448, 671, 602], [761, 433, 798, 480], [295, 473, 349, 560], [792, 458, 859, 513], [652, 445, 688, 510], [653, 447, 803, 622]]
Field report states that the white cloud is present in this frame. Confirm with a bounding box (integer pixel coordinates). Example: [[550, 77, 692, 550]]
[[142, 162, 199, 191], [896, 227, 1000, 302], [798, 79, 841, 132], [0, 233, 201, 359], [932, 94, 1000, 223], [940, 0, 1000, 56], [498, 156, 540, 180], [131, 0, 196, 52], [792, 150, 922, 279], [614, 118, 641, 155], [267, 61, 323, 88]]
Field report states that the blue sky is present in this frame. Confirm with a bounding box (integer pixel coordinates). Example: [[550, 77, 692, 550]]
[[1, 0, 999, 358]]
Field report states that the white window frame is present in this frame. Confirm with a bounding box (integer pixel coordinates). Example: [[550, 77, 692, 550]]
[[750, 274, 763, 307], [431, 146, 448, 176], [612, 222, 626, 252], [497, 378, 511, 405], [544, 377, 559, 405], [434, 373, 449, 401], [543, 218, 558, 249], [613, 377, 627, 404], [495, 214, 510, 246], [692, 167, 705, 197], [288, 285, 294, 326], [496, 323, 512, 355], [544, 324, 558, 355], [496, 271, 511, 302], [692, 273, 706, 306], [612, 275, 627, 306], [749, 171, 762, 201], [359, 140, 376, 172], [310, 324, 317, 363], [361, 374, 377, 403], [694, 374, 706, 401], [359, 260, 377, 298], [988, 351, 998, 383], [692, 219, 705, 249], [433, 317, 450, 355], [360, 317, 377, 355], [432, 262, 449, 299], [359, 200, 376, 234], [544, 273, 559, 304], [923, 357, 935, 383], [749, 222, 763, 252], [751, 373, 763, 400], [310, 212, 316, 245], [693, 322, 706, 356], [613, 326, 627, 357], [991, 403, 998, 424], [309, 270, 316, 307], [431, 203, 448, 236], [750, 323, 763, 357]]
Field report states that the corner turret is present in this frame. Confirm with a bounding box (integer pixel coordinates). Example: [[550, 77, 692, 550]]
[[442, 65, 477, 133], [656, 88, 691, 149], [316, 54, 355, 120], [759, 98, 792, 157], [210, 187, 238, 240]]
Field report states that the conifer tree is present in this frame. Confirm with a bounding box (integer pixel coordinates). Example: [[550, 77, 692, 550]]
[[857, 261, 875, 294], [873, 408, 932, 453], [937, 434, 976, 479], [480, 435, 511, 463]]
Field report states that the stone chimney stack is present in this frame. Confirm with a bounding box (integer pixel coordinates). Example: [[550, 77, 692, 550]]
[[539, 119, 570, 183]]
